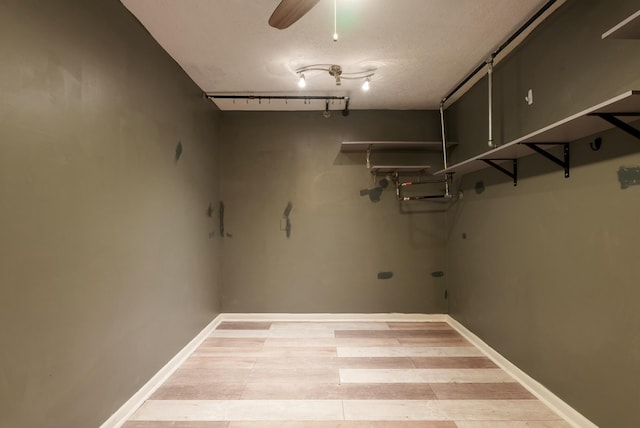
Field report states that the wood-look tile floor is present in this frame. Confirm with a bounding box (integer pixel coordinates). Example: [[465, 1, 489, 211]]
[[125, 321, 570, 427]]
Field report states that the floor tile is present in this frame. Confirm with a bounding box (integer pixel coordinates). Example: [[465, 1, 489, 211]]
[[337, 346, 482, 358], [130, 400, 344, 421], [263, 338, 400, 347], [210, 330, 271, 338], [253, 356, 415, 370], [258, 346, 338, 357], [151, 383, 245, 400], [455, 421, 572, 427], [201, 338, 266, 348], [123, 422, 229, 427], [340, 368, 513, 383], [247, 367, 340, 383], [217, 322, 272, 330], [182, 356, 256, 369], [227, 422, 455, 427], [269, 322, 389, 331], [411, 357, 497, 369], [164, 368, 252, 385], [386, 322, 451, 330], [342, 399, 563, 421], [241, 382, 436, 400], [397, 337, 471, 347], [430, 382, 534, 399], [335, 330, 462, 339]]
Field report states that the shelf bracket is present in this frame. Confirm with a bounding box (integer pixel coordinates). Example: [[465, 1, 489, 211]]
[[481, 159, 518, 186], [589, 112, 640, 140], [523, 143, 570, 178]]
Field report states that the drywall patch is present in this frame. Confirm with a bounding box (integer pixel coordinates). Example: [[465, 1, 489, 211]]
[[360, 179, 389, 203], [431, 271, 444, 278], [377, 271, 394, 280], [617, 166, 640, 189], [175, 141, 183, 162], [475, 181, 485, 194], [283, 202, 292, 238], [219, 201, 225, 237]]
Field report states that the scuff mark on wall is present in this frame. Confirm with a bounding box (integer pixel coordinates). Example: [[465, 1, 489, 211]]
[[431, 271, 444, 277], [175, 141, 183, 162], [618, 166, 640, 189], [377, 271, 394, 280]]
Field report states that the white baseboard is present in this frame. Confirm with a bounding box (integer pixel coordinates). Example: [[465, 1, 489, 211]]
[[446, 315, 597, 428], [220, 312, 449, 322], [100, 314, 223, 428]]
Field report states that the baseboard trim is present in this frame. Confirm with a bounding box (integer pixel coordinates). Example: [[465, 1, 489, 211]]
[[100, 314, 223, 428], [221, 312, 449, 322], [446, 315, 597, 428]]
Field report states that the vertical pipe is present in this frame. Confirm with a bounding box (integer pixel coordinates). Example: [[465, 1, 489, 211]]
[[487, 56, 495, 149], [487, 57, 494, 148], [439, 103, 451, 198]]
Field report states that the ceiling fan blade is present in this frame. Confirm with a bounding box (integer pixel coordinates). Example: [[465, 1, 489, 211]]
[[269, 0, 320, 29]]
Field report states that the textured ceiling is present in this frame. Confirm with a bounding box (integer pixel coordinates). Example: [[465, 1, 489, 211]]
[[121, 0, 561, 111]]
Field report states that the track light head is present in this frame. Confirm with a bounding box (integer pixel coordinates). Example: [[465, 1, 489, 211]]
[[298, 73, 306, 88], [361, 78, 370, 91]]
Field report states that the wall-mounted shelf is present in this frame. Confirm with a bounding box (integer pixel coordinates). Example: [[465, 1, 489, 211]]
[[602, 10, 640, 39], [435, 90, 640, 179], [341, 141, 455, 152], [370, 165, 431, 174]]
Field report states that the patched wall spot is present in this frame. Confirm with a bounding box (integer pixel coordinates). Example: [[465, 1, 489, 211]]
[[618, 166, 640, 189], [175, 141, 183, 162]]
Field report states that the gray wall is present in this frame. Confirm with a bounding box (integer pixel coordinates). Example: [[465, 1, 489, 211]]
[[0, 1, 222, 427], [220, 111, 448, 313], [446, 0, 640, 426]]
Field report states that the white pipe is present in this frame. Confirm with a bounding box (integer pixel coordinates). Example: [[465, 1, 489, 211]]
[[439, 103, 451, 198], [487, 58, 494, 148]]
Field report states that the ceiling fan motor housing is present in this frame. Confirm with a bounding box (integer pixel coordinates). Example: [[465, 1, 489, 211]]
[[329, 65, 342, 85]]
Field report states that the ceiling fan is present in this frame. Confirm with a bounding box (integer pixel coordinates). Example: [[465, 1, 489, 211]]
[[269, 0, 321, 29]]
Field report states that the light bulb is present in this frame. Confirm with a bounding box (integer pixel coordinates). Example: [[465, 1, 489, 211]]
[[361, 78, 370, 91], [333, 32, 338, 42], [298, 73, 306, 88]]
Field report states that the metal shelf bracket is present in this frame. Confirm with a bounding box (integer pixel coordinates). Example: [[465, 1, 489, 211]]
[[481, 159, 518, 186], [523, 143, 570, 178], [589, 112, 640, 139]]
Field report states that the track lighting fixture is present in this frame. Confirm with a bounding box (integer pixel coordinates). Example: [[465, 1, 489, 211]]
[[298, 73, 306, 88], [295, 64, 374, 89]]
